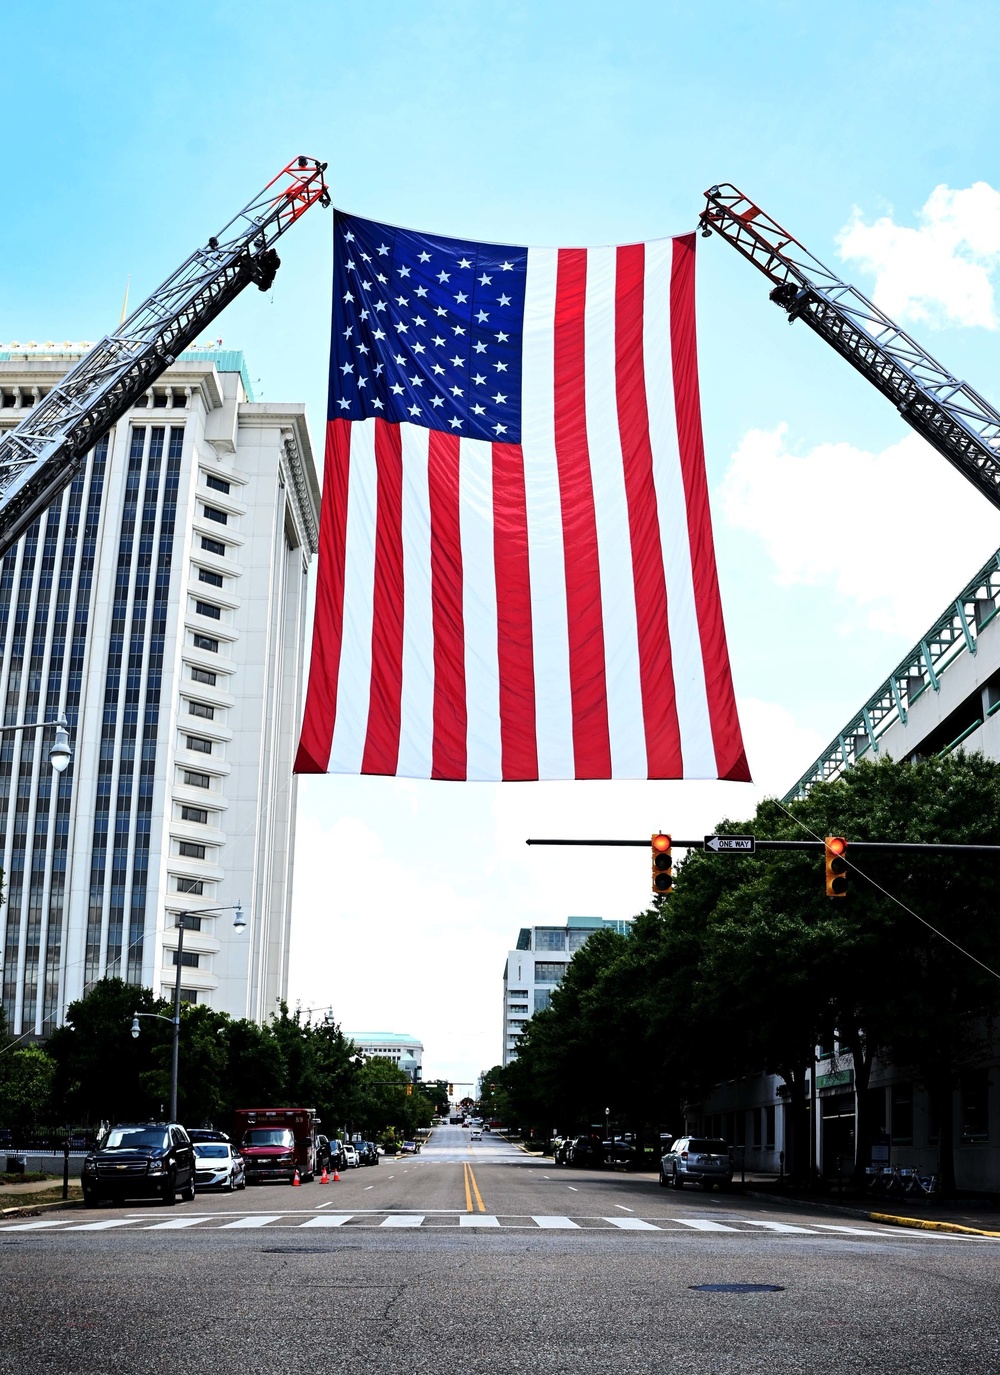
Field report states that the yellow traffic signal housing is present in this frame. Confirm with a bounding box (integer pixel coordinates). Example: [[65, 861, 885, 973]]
[[406, 1083, 413, 1096], [825, 836, 848, 897], [652, 833, 673, 896]]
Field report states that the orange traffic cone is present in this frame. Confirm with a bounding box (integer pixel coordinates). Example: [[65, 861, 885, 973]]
[[320, 1167, 328, 1184], [292, 1169, 301, 1187], [332, 1168, 340, 1182]]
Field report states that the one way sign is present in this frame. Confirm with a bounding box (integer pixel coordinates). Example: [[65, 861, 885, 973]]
[[704, 835, 756, 854]]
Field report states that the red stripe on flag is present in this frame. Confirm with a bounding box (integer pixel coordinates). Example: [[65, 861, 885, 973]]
[[428, 431, 468, 779], [294, 420, 352, 772], [670, 235, 750, 782], [492, 441, 538, 780], [614, 243, 684, 777], [553, 248, 612, 779], [361, 420, 405, 775]]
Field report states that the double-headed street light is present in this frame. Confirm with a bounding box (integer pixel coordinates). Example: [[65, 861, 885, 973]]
[[131, 902, 246, 1121], [0, 711, 72, 773]]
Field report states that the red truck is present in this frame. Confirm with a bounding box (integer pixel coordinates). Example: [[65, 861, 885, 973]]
[[234, 1107, 319, 1184]]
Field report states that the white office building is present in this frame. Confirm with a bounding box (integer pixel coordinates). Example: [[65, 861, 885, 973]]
[[346, 1032, 424, 1075], [0, 345, 319, 1032], [502, 916, 630, 1066]]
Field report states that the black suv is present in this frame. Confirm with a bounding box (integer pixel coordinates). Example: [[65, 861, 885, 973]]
[[82, 1122, 196, 1206]]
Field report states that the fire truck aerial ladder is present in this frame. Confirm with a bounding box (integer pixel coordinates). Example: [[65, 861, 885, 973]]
[[0, 155, 330, 559], [700, 183, 1000, 514]]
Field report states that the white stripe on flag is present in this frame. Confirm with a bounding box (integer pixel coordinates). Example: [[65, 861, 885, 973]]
[[398, 424, 434, 778], [329, 419, 377, 773], [459, 438, 503, 781], [643, 240, 716, 776], [522, 246, 574, 780], [584, 244, 647, 778]]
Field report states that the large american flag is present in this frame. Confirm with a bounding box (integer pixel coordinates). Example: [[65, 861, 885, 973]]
[[294, 211, 749, 782]]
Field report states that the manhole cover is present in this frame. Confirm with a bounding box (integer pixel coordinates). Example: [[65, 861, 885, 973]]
[[690, 1284, 784, 1293]]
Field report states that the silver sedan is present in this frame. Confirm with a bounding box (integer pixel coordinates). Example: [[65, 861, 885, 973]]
[[193, 1142, 246, 1192]]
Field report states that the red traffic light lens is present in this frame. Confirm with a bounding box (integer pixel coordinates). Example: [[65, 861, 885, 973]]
[[652, 833, 671, 852], [826, 836, 846, 856]]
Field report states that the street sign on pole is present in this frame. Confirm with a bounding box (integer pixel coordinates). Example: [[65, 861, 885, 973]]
[[704, 835, 756, 853]]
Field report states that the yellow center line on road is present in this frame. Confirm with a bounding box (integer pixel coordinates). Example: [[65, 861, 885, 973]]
[[467, 1162, 486, 1213], [463, 1162, 473, 1213]]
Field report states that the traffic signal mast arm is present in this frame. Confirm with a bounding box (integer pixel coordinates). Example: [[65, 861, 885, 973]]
[[699, 184, 1000, 514], [0, 155, 330, 559]]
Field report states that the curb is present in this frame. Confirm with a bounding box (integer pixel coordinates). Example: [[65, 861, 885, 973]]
[[1, 1196, 81, 1219], [742, 1189, 1000, 1238], [869, 1211, 1000, 1239]]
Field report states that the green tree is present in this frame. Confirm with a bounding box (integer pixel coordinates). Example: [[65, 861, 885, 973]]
[[0, 1045, 55, 1134], [46, 978, 170, 1124]]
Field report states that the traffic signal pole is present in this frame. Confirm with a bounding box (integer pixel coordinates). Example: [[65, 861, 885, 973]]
[[526, 838, 1000, 853]]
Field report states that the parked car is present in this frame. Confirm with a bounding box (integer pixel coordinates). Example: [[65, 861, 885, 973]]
[[550, 1136, 571, 1164], [329, 1139, 347, 1171], [82, 1122, 196, 1206], [603, 1138, 644, 1170], [187, 1128, 231, 1145], [357, 1141, 379, 1167], [193, 1141, 246, 1192], [342, 1144, 360, 1169], [659, 1136, 733, 1190], [567, 1135, 606, 1168], [366, 1141, 380, 1166], [315, 1135, 333, 1172]]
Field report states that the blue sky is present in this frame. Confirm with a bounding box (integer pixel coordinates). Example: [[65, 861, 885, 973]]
[[5, 0, 1000, 1083]]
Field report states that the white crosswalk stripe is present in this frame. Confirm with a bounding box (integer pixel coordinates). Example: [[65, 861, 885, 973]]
[[744, 1221, 818, 1234], [460, 1215, 500, 1227], [219, 1215, 283, 1229], [531, 1216, 579, 1229], [299, 1214, 353, 1227], [381, 1215, 425, 1227], [604, 1216, 659, 1230], [674, 1219, 739, 1232], [145, 1217, 213, 1230]]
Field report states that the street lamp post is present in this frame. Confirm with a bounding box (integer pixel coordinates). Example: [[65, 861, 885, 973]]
[[131, 903, 246, 1121], [0, 711, 73, 773]]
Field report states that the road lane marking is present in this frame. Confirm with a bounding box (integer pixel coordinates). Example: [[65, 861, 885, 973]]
[[220, 1215, 283, 1228], [816, 1224, 897, 1236], [675, 1219, 739, 1232], [604, 1217, 659, 1230], [614, 1205, 634, 1212], [144, 1217, 213, 1230], [567, 1186, 578, 1191], [65, 1219, 143, 1230], [460, 1215, 499, 1227], [318, 1201, 333, 1208], [745, 1221, 819, 1234], [299, 1215, 353, 1227], [381, 1215, 425, 1227], [463, 1162, 473, 1212], [467, 1163, 486, 1213], [531, 1216, 580, 1229], [364, 1185, 374, 1190]]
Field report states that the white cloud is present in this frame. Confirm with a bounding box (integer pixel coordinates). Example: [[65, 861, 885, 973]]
[[720, 423, 1000, 637], [839, 182, 1000, 328]]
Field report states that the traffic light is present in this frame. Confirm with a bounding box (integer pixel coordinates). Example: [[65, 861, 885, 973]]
[[406, 1083, 412, 1096], [448, 1083, 454, 1097], [652, 833, 673, 896], [825, 836, 848, 898]]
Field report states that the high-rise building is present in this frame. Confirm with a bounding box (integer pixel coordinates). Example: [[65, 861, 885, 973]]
[[0, 345, 319, 1033], [501, 916, 630, 1065]]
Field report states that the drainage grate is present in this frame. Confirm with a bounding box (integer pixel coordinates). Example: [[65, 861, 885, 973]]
[[690, 1283, 784, 1293]]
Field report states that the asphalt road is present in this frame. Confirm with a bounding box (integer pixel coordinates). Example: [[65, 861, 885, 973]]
[[2, 1125, 999, 1374]]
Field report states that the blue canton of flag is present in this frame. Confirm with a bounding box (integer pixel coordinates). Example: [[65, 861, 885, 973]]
[[329, 211, 528, 444]]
